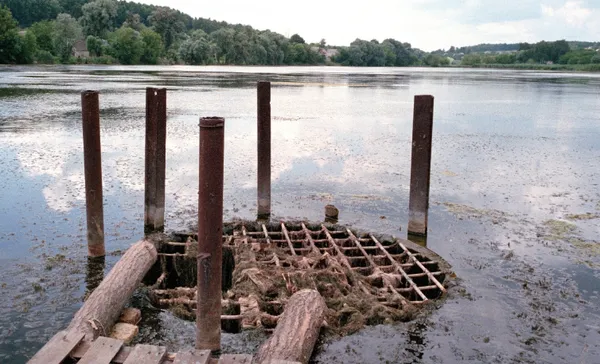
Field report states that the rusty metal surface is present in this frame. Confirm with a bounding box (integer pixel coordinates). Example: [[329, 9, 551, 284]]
[[145, 88, 167, 233], [408, 95, 434, 236], [234, 222, 446, 304], [197, 117, 225, 352], [257, 81, 271, 219], [81, 91, 105, 257]]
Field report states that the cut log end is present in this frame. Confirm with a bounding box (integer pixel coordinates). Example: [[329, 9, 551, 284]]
[[256, 289, 326, 364]]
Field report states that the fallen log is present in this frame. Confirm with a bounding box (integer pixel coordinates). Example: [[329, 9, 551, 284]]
[[67, 239, 157, 341], [255, 289, 326, 364]]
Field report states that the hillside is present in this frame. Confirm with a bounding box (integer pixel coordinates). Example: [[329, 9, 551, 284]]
[[0, 0, 598, 69]]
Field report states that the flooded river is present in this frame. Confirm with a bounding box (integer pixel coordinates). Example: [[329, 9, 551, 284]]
[[0, 65, 599, 363]]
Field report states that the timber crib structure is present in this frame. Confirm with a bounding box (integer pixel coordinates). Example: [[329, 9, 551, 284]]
[[28, 82, 445, 364]]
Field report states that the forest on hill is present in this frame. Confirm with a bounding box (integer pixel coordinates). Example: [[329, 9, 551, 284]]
[[0, 0, 599, 70]]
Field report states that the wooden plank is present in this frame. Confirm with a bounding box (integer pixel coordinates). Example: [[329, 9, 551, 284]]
[[28, 330, 85, 364], [218, 354, 253, 364], [78, 337, 123, 364], [71, 342, 134, 364], [122, 344, 167, 364], [173, 349, 211, 364]]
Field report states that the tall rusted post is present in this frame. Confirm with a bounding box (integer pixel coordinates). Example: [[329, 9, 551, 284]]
[[196, 117, 225, 352], [408, 95, 434, 237], [257, 81, 271, 220], [81, 91, 105, 257], [144, 88, 167, 233]]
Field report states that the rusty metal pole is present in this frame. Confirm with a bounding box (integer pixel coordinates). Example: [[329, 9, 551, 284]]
[[257, 81, 271, 220], [144, 88, 167, 233], [81, 91, 105, 257], [196, 117, 225, 352], [408, 95, 434, 237]]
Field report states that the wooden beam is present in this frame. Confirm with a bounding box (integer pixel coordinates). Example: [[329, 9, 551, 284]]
[[78, 337, 123, 364], [173, 349, 211, 364], [122, 344, 166, 364], [28, 330, 84, 364], [218, 354, 253, 364]]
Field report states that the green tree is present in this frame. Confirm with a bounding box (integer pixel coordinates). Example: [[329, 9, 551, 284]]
[[122, 13, 143, 31], [53, 13, 82, 62], [178, 30, 214, 65], [15, 30, 37, 63], [423, 54, 449, 67], [86, 35, 105, 56], [0, 0, 61, 27], [30, 20, 56, 53], [57, 0, 88, 19], [108, 26, 143, 64], [140, 27, 163, 64], [148, 6, 185, 49], [290, 33, 305, 44], [495, 53, 516, 64], [211, 27, 235, 63], [461, 53, 482, 65], [0, 5, 20, 63], [80, 0, 117, 37]]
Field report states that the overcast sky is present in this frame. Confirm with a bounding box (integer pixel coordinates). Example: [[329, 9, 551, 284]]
[[140, 0, 599, 50]]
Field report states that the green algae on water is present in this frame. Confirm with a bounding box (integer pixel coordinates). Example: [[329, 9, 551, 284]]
[[565, 213, 600, 221], [541, 219, 577, 240], [442, 202, 508, 223]]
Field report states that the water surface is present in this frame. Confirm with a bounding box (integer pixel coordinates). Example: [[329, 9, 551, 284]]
[[0, 65, 599, 363]]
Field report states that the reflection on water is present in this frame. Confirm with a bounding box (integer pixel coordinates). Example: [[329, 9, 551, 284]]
[[0, 65, 599, 363], [407, 233, 427, 247], [85, 257, 105, 296]]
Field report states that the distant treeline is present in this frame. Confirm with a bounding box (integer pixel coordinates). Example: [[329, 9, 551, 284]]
[[1, 0, 599, 69], [431, 40, 600, 69], [0, 0, 328, 65], [0, 0, 429, 67]]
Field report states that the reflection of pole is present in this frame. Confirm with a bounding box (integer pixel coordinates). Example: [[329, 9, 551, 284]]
[[196, 117, 225, 352], [408, 95, 434, 237], [257, 81, 271, 220], [144, 88, 167, 233], [85, 256, 105, 296], [407, 233, 428, 248], [81, 91, 105, 257]]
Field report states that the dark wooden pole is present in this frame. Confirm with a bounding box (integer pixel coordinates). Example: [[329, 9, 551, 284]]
[[144, 88, 167, 233], [196, 117, 225, 352], [257, 81, 271, 220], [408, 95, 434, 236], [81, 91, 105, 257]]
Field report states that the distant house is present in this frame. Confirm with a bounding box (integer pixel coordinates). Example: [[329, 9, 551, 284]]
[[310, 46, 339, 61], [72, 40, 89, 58]]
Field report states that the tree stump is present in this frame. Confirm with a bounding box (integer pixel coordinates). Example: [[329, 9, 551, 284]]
[[255, 290, 326, 364]]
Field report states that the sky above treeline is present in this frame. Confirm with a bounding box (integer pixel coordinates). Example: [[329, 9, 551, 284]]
[[139, 0, 599, 50]]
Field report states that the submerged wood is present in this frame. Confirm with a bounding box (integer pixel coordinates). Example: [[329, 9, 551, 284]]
[[67, 239, 158, 341], [255, 289, 326, 364]]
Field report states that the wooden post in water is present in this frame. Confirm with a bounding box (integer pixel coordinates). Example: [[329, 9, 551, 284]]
[[257, 81, 271, 220], [196, 117, 225, 352], [144, 88, 167, 233], [81, 91, 105, 257], [408, 95, 434, 237]]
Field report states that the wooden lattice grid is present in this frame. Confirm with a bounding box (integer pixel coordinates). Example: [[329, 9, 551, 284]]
[[232, 222, 446, 304]]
